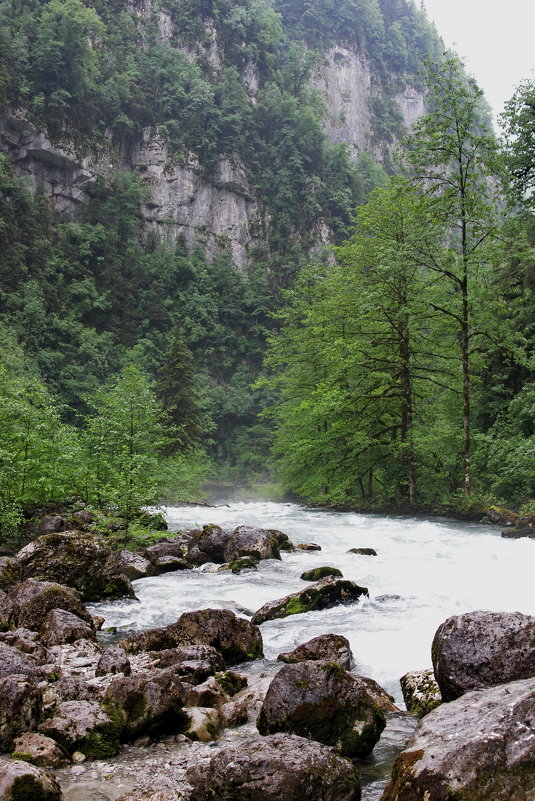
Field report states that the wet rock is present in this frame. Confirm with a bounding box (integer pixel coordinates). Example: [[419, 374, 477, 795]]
[[218, 556, 258, 573], [357, 676, 400, 713], [296, 543, 321, 551], [381, 677, 535, 801], [251, 577, 368, 625], [186, 732, 361, 801], [214, 671, 248, 696], [118, 550, 154, 581], [40, 609, 96, 646], [143, 537, 189, 564], [186, 676, 230, 707], [184, 525, 231, 566], [348, 547, 377, 556], [2, 578, 93, 631], [271, 530, 294, 551], [0, 760, 62, 801], [12, 732, 70, 768], [300, 566, 343, 581], [432, 610, 535, 701], [257, 660, 386, 758], [16, 531, 136, 602], [92, 616, 105, 631], [219, 674, 272, 728], [38, 699, 120, 758], [183, 706, 221, 742], [374, 594, 402, 603], [120, 609, 263, 666], [0, 675, 43, 750], [0, 628, 49, 662], [501, 526, 535, 539], [147, 645, 225, 676], [277, 633, 353, 669], [0, 641, 43, 678], [152, 556, 192, 574], [223, 526, 282, 562], [95, 647, 131, 677], [400, 669, 442, 718], [104, 667, 186, 739]]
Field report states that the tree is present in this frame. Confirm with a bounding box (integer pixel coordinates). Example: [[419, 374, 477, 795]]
[[500, 79, 535, 208], [406, 55, 500, 497]]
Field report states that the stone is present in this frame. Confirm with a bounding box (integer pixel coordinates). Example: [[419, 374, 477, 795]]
[[0, 556, 20, 590], [147, 645, 225, 677], [257, 660, 386, 758], [223, 526, 282, 562], [251, 577, 368, 625], [381, 677, 535, 801], [400, 669, 442, 718], [48, 676, 99, 704], [120, 609, 263, 666], [186, 732, 361, 801], [277, 633, 353, 669], [104, 667, 186, 739], [348, 547, 377, 556], [431, 610, 535, 701], [300, 566, 343, 581], [214, 671, 248, 696], [95, 647, 131, 677], [0, 675, 42, 751], [152, 556, 192, 574], [501, 526, 535, 539], [182, 706, 221, 742], [296, 543, 321, 551], [0, 629, 49, 662], [40, 608, 96, 646], [184, 525, 231, 566], [0, 642, 42, 679], [186, 676, 230, 707], [118, 550, 154, 581], [143, 537, 189, 564], [16, 531, 136, 602], [357, 676, 400, 713], [0, 760, 62, 801], [38, 700, 121, 758], [217, 556, 258, 573], [12, 732, 70, 768], [2, 578, 93, 631]]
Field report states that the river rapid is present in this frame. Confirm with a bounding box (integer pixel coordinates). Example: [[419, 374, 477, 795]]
[[91, 501, 535, 799]]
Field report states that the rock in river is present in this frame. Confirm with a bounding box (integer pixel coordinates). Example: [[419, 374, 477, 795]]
[[277, 633, 353, 669], [251, 577, 368, 625]]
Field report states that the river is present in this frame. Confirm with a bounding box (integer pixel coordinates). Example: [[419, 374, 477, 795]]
[[91, 501, 535, 798]]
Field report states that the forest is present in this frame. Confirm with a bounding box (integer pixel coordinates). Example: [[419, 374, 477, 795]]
[[0, 0, 534, 539]]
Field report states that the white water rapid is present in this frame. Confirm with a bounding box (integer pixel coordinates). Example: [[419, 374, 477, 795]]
[[91, 501, 535, 799]]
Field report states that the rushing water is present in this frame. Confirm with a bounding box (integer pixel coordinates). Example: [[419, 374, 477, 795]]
[[91, 501, 535, 799]]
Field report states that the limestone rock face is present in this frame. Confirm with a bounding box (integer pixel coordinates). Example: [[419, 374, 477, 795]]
[[381, 677, 535, 801], [257, 660, 386, 758], [277, 634, 353, 669], [119, 608, 263, 665], [251, 577, 368, 625], [16, 532, 136, 602], [0, 759, 62, 801], [0, 675, 43, 751], [187, 732, 361, 801], [432, 610, 535, 701]]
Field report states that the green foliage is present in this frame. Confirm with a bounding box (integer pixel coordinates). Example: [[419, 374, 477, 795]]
[[500, 79, 535, 209]]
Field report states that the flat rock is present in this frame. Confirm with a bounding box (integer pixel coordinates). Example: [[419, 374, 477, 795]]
[[381, 677, 535, 801], [257, 660, 386, 758], [277, 633, 353, 669], [432, 610, 535, 701], [251, 577, 368, 625], [186, 732, 361, 801]]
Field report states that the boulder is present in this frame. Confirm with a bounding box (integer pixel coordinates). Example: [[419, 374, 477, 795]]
[[251, 578, 368, 625], [0, 760, 62, 801], [257, 660, 386, 758], [223, 526, 282, 562], [381, 677, 535, 801], [0, 642, 42, 679], [0, 675, 43, 750], [218, 556, 258, 573], [95, 647, 131, 677], [0, 628, 49, 662], [296, 543, 321, 551], [12, 732, 70, 768], [182, 706, 221, 742], [104, 667, 186, 740], [38, 699, 120, 758], [38, 515, 65, 535], [300, 566, 343, 581], [40, 609, 96, 646], [44, 676, 97, 704], [118, 550, 154, 581], [152, 556, 192, 574], [143, 537, 189, 564], [501, 526, 535, 539], [277, 634, 353, 669], [348, 548, 377, 556], [357, 676, 400, 713], [147, 645, 225, 674], [184, 525, 231, 565], [16, 531, 136, 601], [120, 609, 263, 666], [2, 578, 93, 631], [0, 556, 20, 590], [186, 732, 361, 801], [432, 610, 535, 701], [400, 669, 442, 718], [186, 676, 230, 707], [214, 671, 248, 697]]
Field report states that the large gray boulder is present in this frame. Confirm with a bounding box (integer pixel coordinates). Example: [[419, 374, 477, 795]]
[[0, 642, 42, 679], [186, 733, 361, 801], [277, 634, 353, 669], [16, 531, 136, 601], [0, 760, 62, 801], [432, 610, 535, 701], [381, 677, 535, 801], [0, 675, 42, 751], [119, 609, 263, 665], [0, 578, 93, 632], [251, 577, 368, 625], [224, 526, 282, 562], [104, 667, 186, 739], [12, 732, 70, 768], [118, 549, 154, 580], [257, 660, 386, 758], [38, 699, 120, 758], [40, 608, 96, 646]]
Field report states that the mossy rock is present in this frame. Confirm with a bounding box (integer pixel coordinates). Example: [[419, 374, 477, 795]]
[[348, 548, 377, 556], [301, 566, 343, 581], [251, 578, 368, 625]]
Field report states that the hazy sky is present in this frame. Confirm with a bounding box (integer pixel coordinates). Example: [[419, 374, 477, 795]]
[[422, 0, 535, 130]]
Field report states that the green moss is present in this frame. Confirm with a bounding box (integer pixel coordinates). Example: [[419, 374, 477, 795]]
[[284, 597, 310, 616], [246, 640, 264, 660], [11, 774, 52, 801], [300, 566, 343, 581], [215, 671, 247, 696], [82, 729, 119, 759], [11, 752, 34, 764]]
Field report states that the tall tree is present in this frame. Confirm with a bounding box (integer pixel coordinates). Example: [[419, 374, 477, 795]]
[[406, 55, 499, 497], [500, 79, 535, 209]]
